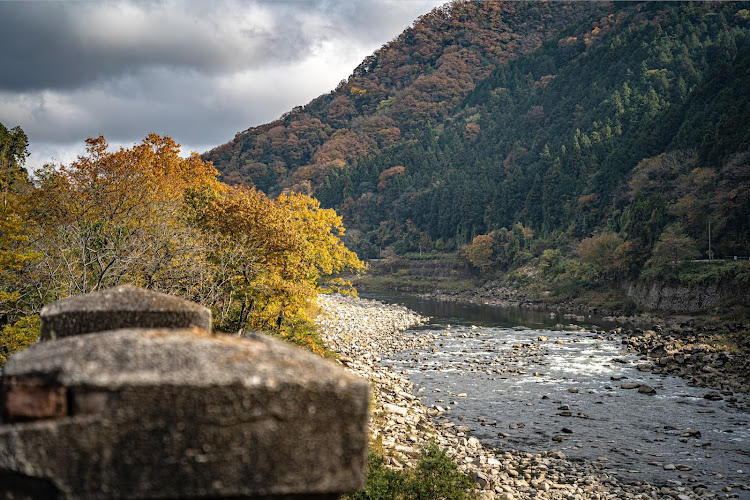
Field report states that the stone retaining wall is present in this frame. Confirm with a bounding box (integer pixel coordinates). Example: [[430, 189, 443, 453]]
[[624, 280, 745, 313]]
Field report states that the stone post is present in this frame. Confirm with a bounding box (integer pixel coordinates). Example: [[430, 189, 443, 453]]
[[0, 286, 369, 499], [39, 284, 212, 341]]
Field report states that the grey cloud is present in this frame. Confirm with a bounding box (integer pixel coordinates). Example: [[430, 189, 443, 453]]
[[8, 66, 297, 144], [0, 0, 444, 92], [0, 1, 327, 91], [316, 0, 441, 45], [13, 60, 349, 169], [4, 0, 445, 171]]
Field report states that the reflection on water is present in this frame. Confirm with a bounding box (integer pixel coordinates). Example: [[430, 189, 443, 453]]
[[361, 292, 624, 330], [369, 293, 750, 496]]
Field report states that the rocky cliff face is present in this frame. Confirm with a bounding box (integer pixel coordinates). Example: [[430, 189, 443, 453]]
[[625, 281, 740, 313]]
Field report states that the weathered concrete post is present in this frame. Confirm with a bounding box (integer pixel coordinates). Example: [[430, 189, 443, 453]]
[[39, 284, 212, 340], [0, 286, 369, 499]]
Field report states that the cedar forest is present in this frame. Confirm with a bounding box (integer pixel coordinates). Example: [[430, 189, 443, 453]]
[[2, 1, 750, 362]]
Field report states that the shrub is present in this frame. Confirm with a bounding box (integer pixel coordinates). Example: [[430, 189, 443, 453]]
[[409, 443, 478, 500], [347, 444, 477, 500], [274, 318, 333, 358], [348, 452, 406, 500]]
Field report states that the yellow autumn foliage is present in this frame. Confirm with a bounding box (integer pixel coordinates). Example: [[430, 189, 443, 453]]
[[6, 133, 365, 352]]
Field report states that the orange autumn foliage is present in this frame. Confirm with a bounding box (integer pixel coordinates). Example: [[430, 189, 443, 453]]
[[28, 134, 365, 338]]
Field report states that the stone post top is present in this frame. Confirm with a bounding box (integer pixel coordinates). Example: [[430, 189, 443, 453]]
[[4, 328, 361, 390], [41, 285, 208, 315], [39, 285, 212, 340]]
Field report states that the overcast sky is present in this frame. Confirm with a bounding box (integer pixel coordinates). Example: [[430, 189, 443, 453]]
[[0, 0, 446, 172]]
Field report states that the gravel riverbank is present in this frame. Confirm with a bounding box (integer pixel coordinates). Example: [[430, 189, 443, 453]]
[[622, 327, 750, 397], [316, 294, 738, 500]]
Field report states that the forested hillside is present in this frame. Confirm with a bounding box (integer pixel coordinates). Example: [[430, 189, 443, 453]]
[[209, 1, 750, 294], [203, 1, 604, 194]]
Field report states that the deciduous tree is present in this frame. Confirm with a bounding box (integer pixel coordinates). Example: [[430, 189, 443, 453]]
[[0, 124, 41, 317], [31, 134, 219, 299]]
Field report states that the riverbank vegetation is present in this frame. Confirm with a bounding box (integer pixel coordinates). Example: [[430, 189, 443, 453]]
[[0, 126, 364, 364], [347, 446, 477, 500], [356, 252, 749, 323]]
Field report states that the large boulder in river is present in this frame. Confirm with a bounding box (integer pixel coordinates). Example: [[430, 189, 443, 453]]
[[638, 384, 656, 395]]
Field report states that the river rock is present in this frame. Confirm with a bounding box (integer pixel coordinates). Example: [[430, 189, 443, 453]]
[[647, 346, 667, 358], [638, 384, 656, 395], [473, 471, 490, 489], [384, 403, 408, 416], [681, 428, 701, 438]]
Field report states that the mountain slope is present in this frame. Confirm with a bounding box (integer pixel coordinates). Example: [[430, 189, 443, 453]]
[[206, 1, 750, 290], [312, 2, 750, 265], [203, 1, 605, 194]]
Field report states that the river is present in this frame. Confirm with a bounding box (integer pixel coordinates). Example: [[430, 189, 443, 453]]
[[364, 293, 750, 498]]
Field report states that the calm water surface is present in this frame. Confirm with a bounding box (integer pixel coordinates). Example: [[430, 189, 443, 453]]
[[365, 293, 750, 496]]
